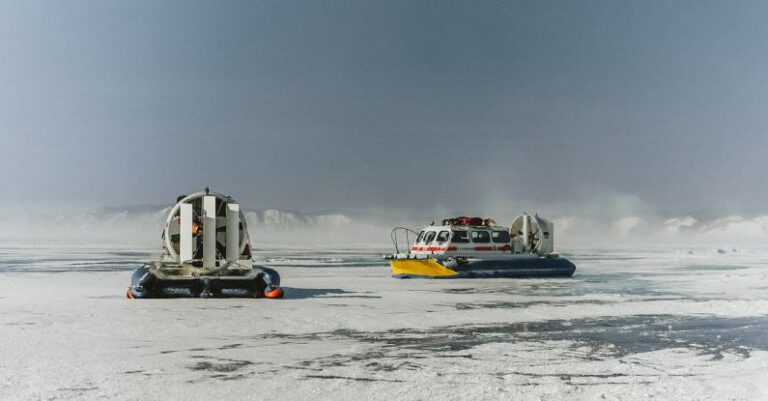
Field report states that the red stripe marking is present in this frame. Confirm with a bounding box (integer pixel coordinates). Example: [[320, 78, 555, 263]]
[[412, 246, 450, 252]]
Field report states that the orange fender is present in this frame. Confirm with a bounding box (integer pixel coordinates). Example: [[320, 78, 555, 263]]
[[264, 287, 284, 299]]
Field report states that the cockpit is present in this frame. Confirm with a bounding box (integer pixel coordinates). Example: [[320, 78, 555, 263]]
[[415, 228, 512, 246]]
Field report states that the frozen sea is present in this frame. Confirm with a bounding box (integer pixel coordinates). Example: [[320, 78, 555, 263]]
[[1, 246, 767, 400]]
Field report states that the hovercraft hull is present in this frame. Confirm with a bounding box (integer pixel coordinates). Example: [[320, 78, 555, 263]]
[[128, 265, 283, 298], [390, 256, 575, 279]]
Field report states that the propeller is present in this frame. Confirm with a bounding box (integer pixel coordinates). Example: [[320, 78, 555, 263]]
[[527, 226, 541, 252]]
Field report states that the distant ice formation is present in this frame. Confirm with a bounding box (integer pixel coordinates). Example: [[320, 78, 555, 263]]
[[2, 203, 768, 248]]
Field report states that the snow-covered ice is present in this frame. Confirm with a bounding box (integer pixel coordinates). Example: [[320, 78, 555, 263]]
[[1, 246, 767, 400]]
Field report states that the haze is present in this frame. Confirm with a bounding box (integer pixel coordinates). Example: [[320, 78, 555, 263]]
[[1, 1, 767, 215]]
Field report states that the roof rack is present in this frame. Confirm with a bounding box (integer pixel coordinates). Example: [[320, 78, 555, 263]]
[[441, 216, 497, 226]]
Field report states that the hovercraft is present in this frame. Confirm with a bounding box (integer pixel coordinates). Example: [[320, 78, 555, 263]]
[[386, 214, 575, 278], [127, 189, 283, 298]]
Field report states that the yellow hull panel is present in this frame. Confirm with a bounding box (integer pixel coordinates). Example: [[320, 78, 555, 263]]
[[390, 259, 458, 278]]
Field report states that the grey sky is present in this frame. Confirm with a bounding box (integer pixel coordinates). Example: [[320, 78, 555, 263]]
[[1, 1, 767, 213]]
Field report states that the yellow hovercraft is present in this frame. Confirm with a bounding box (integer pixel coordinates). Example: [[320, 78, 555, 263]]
[[386, 214, 575, 279]]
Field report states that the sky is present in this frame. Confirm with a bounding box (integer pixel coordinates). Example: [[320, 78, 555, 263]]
[[1, 0, 767, 215]]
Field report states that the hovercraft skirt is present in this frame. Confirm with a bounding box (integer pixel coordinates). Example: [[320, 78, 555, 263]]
[[390, 257, 575, 279], [128, 265, 282, 298]]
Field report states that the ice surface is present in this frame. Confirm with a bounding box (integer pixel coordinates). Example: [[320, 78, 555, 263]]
[[1, 247, 767, 400]]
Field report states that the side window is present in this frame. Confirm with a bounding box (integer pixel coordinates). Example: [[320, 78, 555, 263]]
[[436, 231, 450, 243], [471, 231, 490, 243], [492, 231, 510, 243], [416, 231, 425, 243], [424, 231, 437, 244], [451, 231, 470, 243]]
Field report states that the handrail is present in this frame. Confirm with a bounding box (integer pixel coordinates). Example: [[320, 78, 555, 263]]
[[390, 227, 420, 254]]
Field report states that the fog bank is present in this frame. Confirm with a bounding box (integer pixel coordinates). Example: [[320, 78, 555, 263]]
[[1, 194, 766, 250]]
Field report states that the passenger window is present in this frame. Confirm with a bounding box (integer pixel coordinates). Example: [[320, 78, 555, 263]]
[[424, 231, 436, 244], [451, 231, 470, 243], [436, 231, 450, 243], [492, 231, 510, 243], [471, 231, 490, 243], [416, 231, 425, 243]]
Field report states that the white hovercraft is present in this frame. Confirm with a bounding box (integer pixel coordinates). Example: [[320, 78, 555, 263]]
[[386, 214, 575, 278], [127, 189, 283, 298]]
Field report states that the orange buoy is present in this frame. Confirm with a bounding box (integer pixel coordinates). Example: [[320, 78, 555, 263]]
[[126, 288, 134, 299], [264, 287, 284, 299]]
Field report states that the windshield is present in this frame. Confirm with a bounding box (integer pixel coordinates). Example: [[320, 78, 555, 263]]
[[451, 231, 469, 243], [492, 231, 510, 243], [471, 231, 491, 243]]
